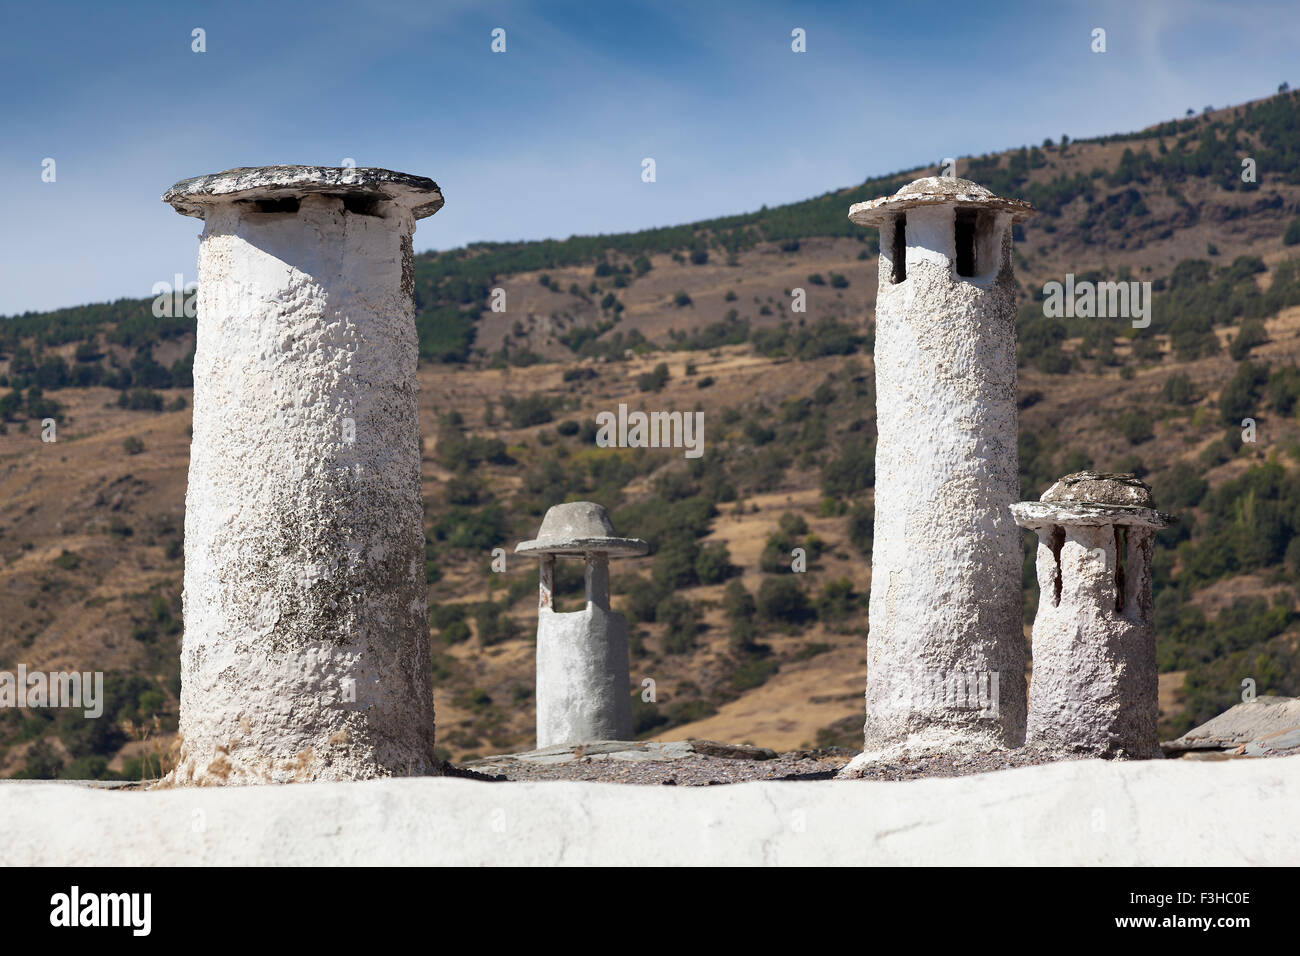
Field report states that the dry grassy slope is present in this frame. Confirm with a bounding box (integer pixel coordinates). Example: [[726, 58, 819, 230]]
[[478, 235, 873, 360], [4, 97, 1300, 770], [7, 303, 1299, 764]]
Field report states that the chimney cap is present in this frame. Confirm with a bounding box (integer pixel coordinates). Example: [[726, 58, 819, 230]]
[[848, 175, 1035, 228], [163, 165, 444, 220], [1010, 472, 1173, 530], [516, 501, 649, 558], [1041, 471, 1154, 507]]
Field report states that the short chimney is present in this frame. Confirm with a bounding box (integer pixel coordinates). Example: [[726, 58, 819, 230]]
[[516, 501, 648, 748], [1011, 472, 1172, 758]]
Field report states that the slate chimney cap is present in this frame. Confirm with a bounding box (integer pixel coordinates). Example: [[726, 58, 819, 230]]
[[163, 165, 444, 220], [516, 501, 649, 558]]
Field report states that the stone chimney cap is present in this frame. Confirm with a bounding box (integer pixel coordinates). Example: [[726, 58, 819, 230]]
[[163, 165, 444, 220], [847, 175, 1035, 228], [1042, 472, 1153, 507], [1010, 472, 1173, 530], [516, 501, 649, 558]]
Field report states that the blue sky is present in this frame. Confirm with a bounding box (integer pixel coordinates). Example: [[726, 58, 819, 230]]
[[2, 0, 1298, 314]]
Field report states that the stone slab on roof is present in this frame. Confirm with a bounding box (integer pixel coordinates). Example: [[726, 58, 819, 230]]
[[516, 501, 648, 557], [1012, 472, 1173, 529], [163, 165, 444, 219], [1161, 696, 1300, 756], [1010, 500, 1172, 530], [848, 175, 1035, 227]]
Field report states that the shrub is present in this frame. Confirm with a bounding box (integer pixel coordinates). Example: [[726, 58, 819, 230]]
[[18, 739, 63, 780], [657, 596, 701, 654], [1157, 463, 1208, 508], [694, 541, 735, 584], [652, 534, 700, 590], [621, 576, 666, 623], [822, 438, 875, 497], [778, 512, 809, 537], [1229, 319, 1268, 360], [122, 436, 145, 455], [1113, 453, 1148, 478], [743, 420, 775, 445], [430, 603, 470, 644], [53, 550, 80, 570], [61, 755, 114, 780], [847, 503, 873, 553], [756, 577, 812, 624], [1161, 372, 1198, 405], [1284, 216, 1300, 245], [816, 577, 859, 621], [722, 580, 757, 649], [1219, 360, 1268, 424], [759, 535, 793, 573], [474, 601, 517, 646], [1269, 365, 1300, 414], [1118, 410, 1154, 445], [636, 363, 670, 392], [501, 392, 557, 428], [729, 656, 779, 691], [116, 388, 164, 411], [432, 504, 507, 551]]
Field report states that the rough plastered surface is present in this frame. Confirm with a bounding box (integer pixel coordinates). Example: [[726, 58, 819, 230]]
[[862, 202, 1025, 756], [2, 758, 1296, 865], [1011, 476, 1167, 758], [1019, 521, 1159, 757], [535, 605, 633, 747], [169, 191, 436, 784]]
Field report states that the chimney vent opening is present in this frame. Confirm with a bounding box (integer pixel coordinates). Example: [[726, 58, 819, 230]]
[[891, 215, 907, 283], [249, 197, 300, 214], [341, 195, 383, 217], [954, 208, 978, 277]]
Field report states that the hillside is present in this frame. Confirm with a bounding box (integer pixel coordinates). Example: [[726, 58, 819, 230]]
[[3, 91, 1300, 777]]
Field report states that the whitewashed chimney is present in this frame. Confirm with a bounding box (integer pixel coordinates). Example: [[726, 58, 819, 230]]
[[162, 166, 444, 784], [844, 177, 1035, 765], [516, 502, 648, 747], [1011, 472, 1171, 758]]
